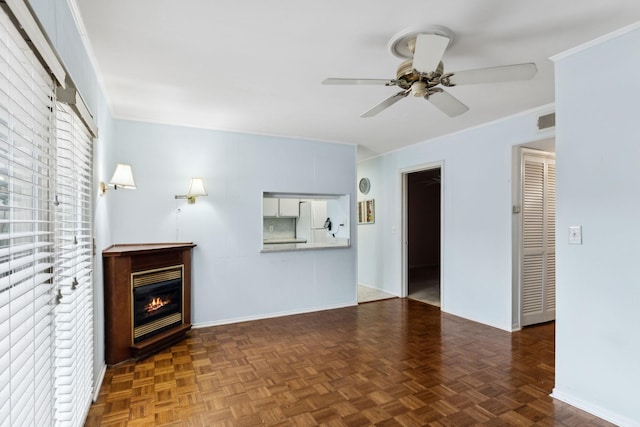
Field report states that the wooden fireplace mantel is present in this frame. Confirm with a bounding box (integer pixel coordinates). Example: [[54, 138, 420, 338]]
[[103, 242, 196, 365]]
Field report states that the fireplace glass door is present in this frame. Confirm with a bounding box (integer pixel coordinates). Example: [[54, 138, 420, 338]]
[[131, 266, 184, 343]]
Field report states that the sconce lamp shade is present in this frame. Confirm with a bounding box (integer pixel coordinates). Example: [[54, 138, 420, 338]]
[[100, 163, 137, 195], [110, 163, 136, 189], [175, 177, 208, 204], [187, 178, 207, 197]]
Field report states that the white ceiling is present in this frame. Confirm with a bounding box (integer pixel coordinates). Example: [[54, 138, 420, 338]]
[[73, 0, 640, 160]]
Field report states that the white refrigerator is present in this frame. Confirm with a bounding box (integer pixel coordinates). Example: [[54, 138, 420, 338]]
[[296, 201, 329, 244]]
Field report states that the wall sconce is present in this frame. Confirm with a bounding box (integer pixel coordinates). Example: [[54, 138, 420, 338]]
[[100, 163, 137, 195], [175, 178, 208, 204]]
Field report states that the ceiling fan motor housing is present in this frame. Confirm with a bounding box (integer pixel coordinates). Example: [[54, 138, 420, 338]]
[[396, 59, 445, 94]]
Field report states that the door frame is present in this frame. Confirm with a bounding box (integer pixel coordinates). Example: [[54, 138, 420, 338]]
[[511, 141, 556, 330], [400, 161, 444, 301]]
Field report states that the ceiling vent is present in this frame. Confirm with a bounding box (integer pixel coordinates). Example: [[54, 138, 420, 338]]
[[537, 112, 555, 131]]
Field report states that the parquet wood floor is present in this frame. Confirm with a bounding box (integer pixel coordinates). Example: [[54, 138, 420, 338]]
[[85, 299, 613, 426]]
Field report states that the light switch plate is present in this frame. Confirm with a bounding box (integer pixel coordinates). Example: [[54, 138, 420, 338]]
[[569, 226, 582, 245]]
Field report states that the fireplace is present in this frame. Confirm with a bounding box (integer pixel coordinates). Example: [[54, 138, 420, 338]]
[[132, 266, 183, 343], [103, 243, 195, 365]]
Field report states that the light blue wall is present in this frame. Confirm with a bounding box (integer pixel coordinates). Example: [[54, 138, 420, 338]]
[[357, 107, 555, 331], [110, 120, 358, 325], [552, 25, 640, 426]]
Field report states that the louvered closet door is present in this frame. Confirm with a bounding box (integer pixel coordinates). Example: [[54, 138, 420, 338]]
[[521, 152, 556, 326]]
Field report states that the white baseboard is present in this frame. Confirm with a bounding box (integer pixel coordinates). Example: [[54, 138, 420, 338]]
[[192, 302, 356, 329], [93, 363, 107, 402], [551, 388, 638, 427]]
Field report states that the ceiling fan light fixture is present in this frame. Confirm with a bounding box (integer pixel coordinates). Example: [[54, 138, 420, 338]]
[[388, 25, 456, 59], [411, 81, 427, 97]]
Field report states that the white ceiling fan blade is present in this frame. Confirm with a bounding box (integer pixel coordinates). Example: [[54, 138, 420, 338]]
[[322, 78, 396, 86], [361, 91, 409, 118], [427, 89, 469, 117], [412, 33, 450, 74], [447, 63, 537, 86]]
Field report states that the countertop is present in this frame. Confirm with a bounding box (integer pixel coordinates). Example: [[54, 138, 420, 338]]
[[261, 238, 350, 252], [263, 238, 308, 244]]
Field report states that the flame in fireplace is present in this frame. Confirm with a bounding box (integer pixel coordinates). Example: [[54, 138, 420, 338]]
[[145, 296, 171, 313]]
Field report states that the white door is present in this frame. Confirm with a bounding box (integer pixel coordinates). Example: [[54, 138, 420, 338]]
[[521, 151, 556, 326]]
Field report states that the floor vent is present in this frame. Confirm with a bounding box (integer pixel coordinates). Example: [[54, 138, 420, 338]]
[[537, 112, 556, 131]]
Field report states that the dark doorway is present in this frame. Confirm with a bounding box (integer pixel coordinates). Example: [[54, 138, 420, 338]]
[[407, 167, 441, 306]]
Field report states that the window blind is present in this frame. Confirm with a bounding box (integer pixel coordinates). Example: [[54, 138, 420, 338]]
[[0, 7, 56, 427], [55, 102, 93, 426], [53, 102, 94, 426]]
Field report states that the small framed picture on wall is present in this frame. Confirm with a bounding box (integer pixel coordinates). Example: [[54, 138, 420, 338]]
[[357, 199, 375, 224]]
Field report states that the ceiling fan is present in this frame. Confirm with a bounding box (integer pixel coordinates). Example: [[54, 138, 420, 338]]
[[322, 26, 537, 118]]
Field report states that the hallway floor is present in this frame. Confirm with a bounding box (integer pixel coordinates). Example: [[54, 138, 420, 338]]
[[357, 284, 395, 303], [408, 266, 440, 307]]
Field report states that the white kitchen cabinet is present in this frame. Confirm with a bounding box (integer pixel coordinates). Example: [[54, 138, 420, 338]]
[[263, 197, 279, 217], [263, 197, 300, 217], [278, 198, 300, 217]]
